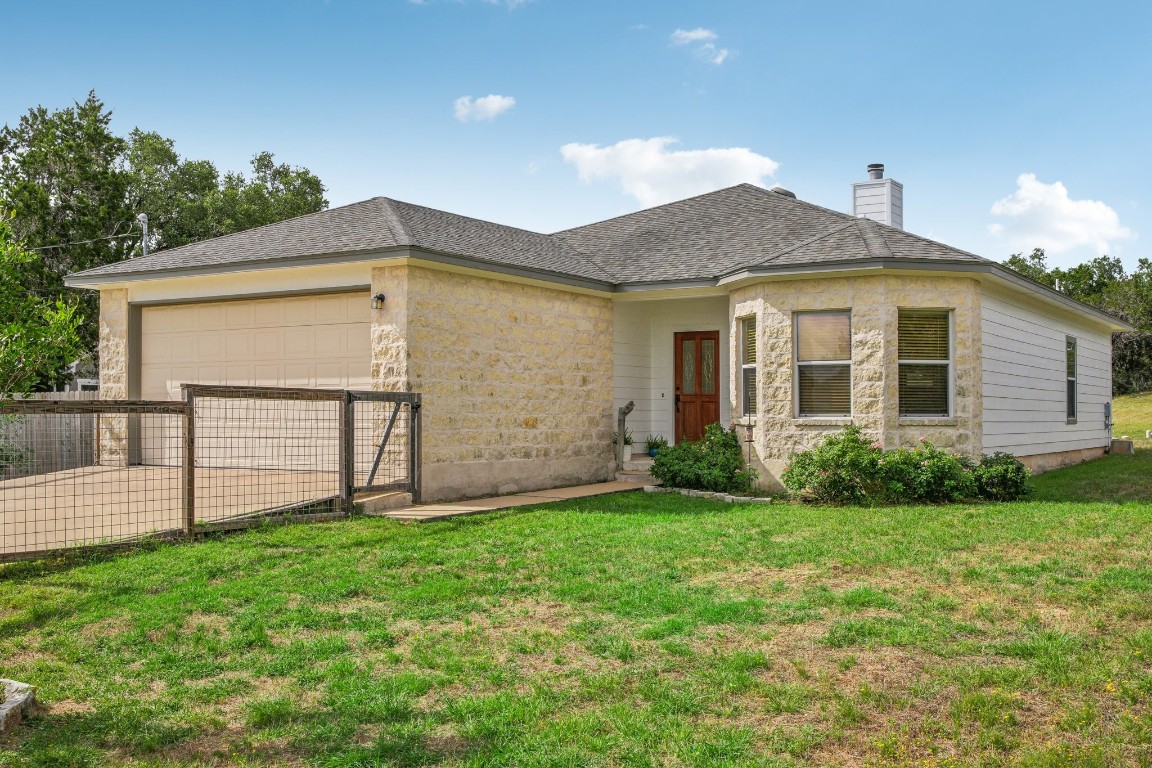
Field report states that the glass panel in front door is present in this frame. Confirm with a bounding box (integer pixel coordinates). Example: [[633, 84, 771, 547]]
[[701, 339, 715, 395], [681, 340, 696, 395]]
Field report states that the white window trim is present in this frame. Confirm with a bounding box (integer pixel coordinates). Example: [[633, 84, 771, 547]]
[[897, 309, 954, 419], [739, 316, 756, 419], [793, 310, 853, 418], [1066, 335, 1077, 424]]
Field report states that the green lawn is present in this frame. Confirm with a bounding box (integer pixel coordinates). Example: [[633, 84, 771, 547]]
[[3, 453, 1152, 765], [1113, 391, 1152, 450]]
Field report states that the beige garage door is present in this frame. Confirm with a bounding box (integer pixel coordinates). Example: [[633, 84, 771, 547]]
[[139, 292, 371, 468], [141, 292, 371, 399]]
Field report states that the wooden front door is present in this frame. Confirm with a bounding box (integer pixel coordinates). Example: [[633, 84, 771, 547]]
[[674, 330, 721, 443]]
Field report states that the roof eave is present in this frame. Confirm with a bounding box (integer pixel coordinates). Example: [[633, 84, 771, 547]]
[[64, 244, 618, 294], [64, 246, 408, 288], [712, 258, 1133, 331], [405, 247, 616, 292]]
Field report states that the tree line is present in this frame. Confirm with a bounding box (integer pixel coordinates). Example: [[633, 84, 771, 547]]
[[0, 92, 327, 392], [1004, 250, 1152, 395]]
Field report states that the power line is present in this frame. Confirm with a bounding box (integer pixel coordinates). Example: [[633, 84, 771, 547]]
[[25, 220, 140, 252]]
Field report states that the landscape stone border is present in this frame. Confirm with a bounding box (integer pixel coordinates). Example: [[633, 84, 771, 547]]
[[0, 679, 36, 733], [643, 486, 775, 504]]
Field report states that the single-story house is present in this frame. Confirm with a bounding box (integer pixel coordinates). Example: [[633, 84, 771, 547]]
[[66, 165, 1132, 501]]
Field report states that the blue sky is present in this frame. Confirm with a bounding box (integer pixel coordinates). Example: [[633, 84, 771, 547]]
[[5, 0, 1149, 270]]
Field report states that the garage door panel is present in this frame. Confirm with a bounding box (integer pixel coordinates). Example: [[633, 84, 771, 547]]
[[315, 327, 345, 352], [283, 362, 314, 387], [283, 329, 315, 358], [313, 294, 352, 322], [226, 333, 253, 357], [253, 330, 282, 357], [196, 304, 228, 330], [224, 364, 253, 384], [224, 302, 255, 326], [253, 301, 286, 326], [197, 335, 225, 361]]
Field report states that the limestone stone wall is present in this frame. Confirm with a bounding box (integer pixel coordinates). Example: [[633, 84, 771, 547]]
[[97, 289, 129, 466], [374, 265, 616, 501], [730, 275, 982, 489]]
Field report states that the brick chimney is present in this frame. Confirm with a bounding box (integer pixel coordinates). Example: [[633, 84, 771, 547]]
[[852, 163, 903, 230]]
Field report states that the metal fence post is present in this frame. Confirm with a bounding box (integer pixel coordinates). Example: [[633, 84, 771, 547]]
[[410, 395, 422, 504], [340, 391, 355, 516], [182, 387, 196, 538]]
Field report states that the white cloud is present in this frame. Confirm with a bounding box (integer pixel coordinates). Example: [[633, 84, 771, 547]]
[[671, 27, 717, 45], [989, 173, 1135, 255], [454, 94, 516, 122], [560, 137, 779, 207], [699, 43, 728, 64], [670, 27, 729, 64]]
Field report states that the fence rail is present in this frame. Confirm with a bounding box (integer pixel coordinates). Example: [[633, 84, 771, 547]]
[[0, 386, 421, 563]]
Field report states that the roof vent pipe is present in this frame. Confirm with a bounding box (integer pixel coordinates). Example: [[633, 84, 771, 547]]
[[867, 163, 885, 180]]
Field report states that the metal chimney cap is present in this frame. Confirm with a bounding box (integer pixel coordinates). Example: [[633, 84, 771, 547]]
[[867, 163, 885, 180]]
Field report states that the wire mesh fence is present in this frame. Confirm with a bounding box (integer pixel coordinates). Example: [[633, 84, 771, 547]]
[[184, 385, 346, 527], [349, 390, 421, 496], [0, 386, 421, 562], [1, 400, 189, 561]]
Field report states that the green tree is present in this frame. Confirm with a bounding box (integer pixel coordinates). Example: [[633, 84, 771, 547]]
[[1105, 259, 1152, 394], [123, 129, 220, 251], [1, 93, 328, 367], [123, 135, 327, 251], [0, 215, 85, 395], [0, 92, 134, 350], [1004, 248, 1056, 287], [213, 151, 328, 236], [1057, 255, 1126, 306]]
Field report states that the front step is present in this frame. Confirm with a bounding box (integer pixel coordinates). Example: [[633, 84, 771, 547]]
[[617, 456, 657, 485]]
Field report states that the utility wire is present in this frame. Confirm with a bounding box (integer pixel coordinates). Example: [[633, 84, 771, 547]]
[[26, 220, 140, 252]]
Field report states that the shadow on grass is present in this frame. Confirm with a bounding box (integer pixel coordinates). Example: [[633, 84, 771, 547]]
[[0, 538, 186, 582]]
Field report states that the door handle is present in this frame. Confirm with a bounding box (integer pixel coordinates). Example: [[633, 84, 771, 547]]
[[675, 393, 681, 413]]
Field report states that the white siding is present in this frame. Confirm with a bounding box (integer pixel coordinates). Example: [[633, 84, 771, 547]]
[[981, 287, 1112, 456], [851, 179, 903, 230], [613, 297, 730, 445]]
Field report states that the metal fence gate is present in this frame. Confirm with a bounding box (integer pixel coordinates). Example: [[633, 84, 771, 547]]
[[0, 386, 421, 563]]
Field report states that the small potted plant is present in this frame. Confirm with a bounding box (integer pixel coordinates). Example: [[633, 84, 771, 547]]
[[644, 434, 667, 458], [613, 428, 634, 461]]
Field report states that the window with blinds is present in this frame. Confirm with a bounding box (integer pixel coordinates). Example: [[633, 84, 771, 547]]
[[1066, 336, 1077, 421], [795, 311, 851, 416], [740, 317, 757, 417], [898, 309, 951, 417]]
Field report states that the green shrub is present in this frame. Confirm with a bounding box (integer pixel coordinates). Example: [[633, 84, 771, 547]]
[[783, 429, 1022, 505], [780, 426, 881, 504], [889, 438, 977, 503], [651, 423, 754, 494], [973, 451, 1031, 501]]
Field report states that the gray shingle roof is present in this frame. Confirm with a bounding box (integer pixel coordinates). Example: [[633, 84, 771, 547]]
[[69, 183, 991, 286], [553, 184, 987, 282], [73, 198, 402, 278], [69, 197, 615, 284]]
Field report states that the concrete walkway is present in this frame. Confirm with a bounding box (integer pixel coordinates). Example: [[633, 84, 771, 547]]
[[384, 480, 647, 522]]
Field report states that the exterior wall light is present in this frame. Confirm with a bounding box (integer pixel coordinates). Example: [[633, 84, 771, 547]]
[[371, 293, 386, 310]]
